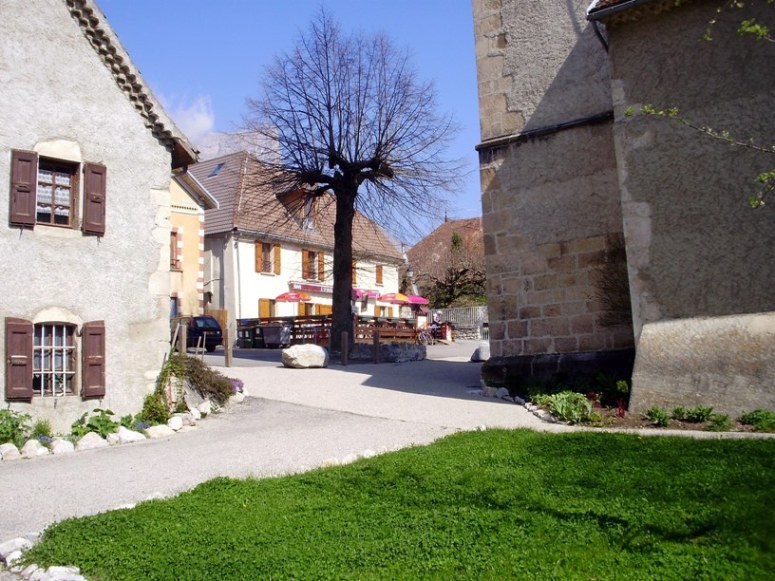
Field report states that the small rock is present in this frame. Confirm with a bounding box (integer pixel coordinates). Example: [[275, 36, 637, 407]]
[[75, 432, 109, 451], [145, 425, 176, 439], [44, 565, 84, 580], [167, 416, 183, 431], [513, 395, 526, 405], [117, 426, 146, 444], [172, 412, 194, 426], [50, 439, 75, 455], [495, 387, 511, 400], [320, 458, 340, 468], [231, 391, 245, 404], [0, 537, 32, 560], [481, 386, 498, 397], [4, 549, 23, 567], [0, 443, 21, 461], [21, 439, 50, 458], [106, 433, 120, 445], [340, 453, 360, 465], [241, 388, 250, 397], [477, 425, 487, 431], [188, 407, 202, 421], [21, 564, 39, 578], [197, 400, 211, 416], [361, 449, 377, 459]]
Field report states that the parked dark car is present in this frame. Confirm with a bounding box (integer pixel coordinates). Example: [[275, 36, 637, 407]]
[[171, 315, 223, 352]]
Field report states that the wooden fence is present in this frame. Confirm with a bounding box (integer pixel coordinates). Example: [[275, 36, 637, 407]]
[[237, 315, 419, 347]]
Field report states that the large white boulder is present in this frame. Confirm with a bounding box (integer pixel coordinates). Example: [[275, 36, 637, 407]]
[[50, 439, 75, 455], [75, 432, 109, 451], [470, 341, 490, 362], [0, 443, 21, 461], [117, 426, 147, 444], [281, 344, 329, 369], [21, 439, 50, 458]]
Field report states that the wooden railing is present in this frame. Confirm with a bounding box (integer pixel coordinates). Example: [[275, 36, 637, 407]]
[[237, 315, 420, 346]]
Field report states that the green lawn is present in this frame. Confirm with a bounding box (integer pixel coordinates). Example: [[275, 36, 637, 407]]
[[25, 430, 775, 580]]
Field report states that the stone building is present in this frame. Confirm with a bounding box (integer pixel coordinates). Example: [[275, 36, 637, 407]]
[[474, 0, 635, 390], [1, 0, 197, 431], [473, 0, 774, 414]]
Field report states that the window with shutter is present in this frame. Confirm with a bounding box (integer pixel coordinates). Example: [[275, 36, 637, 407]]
[[9, 150, 38, 227], [259, 299, 275, 318], [81, 320, 106, 399], [302, 249, 311, 279], [9, 150, 106, 234], [318, 252, 325, 282], [82, 163, 107, 235], [32, 322, 76, 397], [273, 244, 282, 275], [5, 318, 34, 401]]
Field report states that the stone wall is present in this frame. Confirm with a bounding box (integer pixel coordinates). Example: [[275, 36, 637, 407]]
[[603, 0, 775, 414], [473, 0, 634, 374]]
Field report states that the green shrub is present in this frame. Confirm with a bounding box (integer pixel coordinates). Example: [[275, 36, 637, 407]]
[[739, 409, 775, 433], [71, 409, 119, 439], [31, 418, 53, 439], [707, 414, 732, 432], [0, 409, 31, 448], [685, 405, 714, 423], [179, 355, 233, 405], [593, 373, 631, 408], [533, 391, 593, 424], [138, 392, 170, 426], [644, 407, 670, 427], [31, 419, 55, 446], [672, 405, 714, 423], [671, 406, 688, 421]]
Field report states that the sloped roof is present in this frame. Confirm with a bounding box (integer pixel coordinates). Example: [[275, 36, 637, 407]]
[[65, 0, 197, 166], [189, 152, 403, 263], [406, 217, 484, 282]]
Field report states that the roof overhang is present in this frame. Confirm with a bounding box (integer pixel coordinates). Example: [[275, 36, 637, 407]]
[[587, 0, 678, 22], [173, 169, 219, 210]]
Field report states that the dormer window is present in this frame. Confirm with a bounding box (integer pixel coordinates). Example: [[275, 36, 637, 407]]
[[302, 195, 316, 231]]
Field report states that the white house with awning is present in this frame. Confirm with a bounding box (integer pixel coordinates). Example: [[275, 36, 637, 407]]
[[189, 151, 405, 343]]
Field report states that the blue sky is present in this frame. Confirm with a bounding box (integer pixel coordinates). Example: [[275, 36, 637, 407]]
[[99, 0, 483, 234]]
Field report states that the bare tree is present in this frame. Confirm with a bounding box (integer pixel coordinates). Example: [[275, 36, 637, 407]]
[[243, 9, 460, 352]]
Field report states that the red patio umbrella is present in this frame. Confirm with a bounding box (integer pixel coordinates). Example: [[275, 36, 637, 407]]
[[377, 292, 409, 304], [406, 294, 429, 305], [275, 291, 312, 302], [353, 288, 379, 300]]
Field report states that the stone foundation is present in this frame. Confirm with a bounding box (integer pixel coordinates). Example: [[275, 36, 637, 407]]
[[481, 348, 635, 399], [349, 343, 426, 363]]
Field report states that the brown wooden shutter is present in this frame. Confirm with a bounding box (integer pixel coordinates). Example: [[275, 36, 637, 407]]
[[318, 252, 325, 281], [274, 244, 282, 275], [82, 320, 106, 398], [351, 260, 357, 285], [9, 150, 38, 228], [376, 265, 383, 285], [5, 318, 33, 401], [302, 250, 310, 279], [255, 241, 262, 272], [82, 163, 106, 235]]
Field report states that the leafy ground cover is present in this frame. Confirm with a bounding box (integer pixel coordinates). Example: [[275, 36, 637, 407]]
[[24, 430, 775, 579]]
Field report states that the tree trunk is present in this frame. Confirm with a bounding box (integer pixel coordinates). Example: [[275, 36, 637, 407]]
[[330, 184, 357, 354]]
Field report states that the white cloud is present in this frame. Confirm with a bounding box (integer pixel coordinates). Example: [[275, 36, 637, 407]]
[[160, 94, 216, 144]]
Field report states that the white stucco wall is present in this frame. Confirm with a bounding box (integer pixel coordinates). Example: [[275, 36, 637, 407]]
[[0, 0, 173, 431]]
